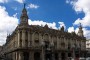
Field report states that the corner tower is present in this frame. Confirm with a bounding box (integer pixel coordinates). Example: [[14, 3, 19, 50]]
[[78, 23, 84, 37], [20, 3, 28, 26]]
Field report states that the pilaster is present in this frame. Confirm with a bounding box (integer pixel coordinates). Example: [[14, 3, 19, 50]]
[[15, 52, 18, 60], [17, 31, 20, 47], [39, 33, 42, 46], [28, 31, 30, 47], [22, 30, 26, 47], [13, 52, 16, 60], [32, 33, 34, 47], [41, 47, 45, 60], [57, 37, 59, 49], [30, 33, 33, 46]]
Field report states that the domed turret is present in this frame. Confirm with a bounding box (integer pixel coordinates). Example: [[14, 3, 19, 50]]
[[78, 23, 83, 37], [20, 3, 28, 26]]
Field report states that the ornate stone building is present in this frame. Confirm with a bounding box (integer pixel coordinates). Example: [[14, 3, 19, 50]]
[[1, 4, 86, 60]]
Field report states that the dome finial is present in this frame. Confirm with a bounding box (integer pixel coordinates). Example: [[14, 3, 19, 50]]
[[20, 3, 29, 26], [79, 22, 82, 29]]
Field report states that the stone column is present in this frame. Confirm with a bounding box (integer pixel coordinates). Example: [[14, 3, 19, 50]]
[[32, 33, 35, 47], [17, 31, 20, 47], [18, 52, 23, 60], [15, 35, 16, 48], [39, 33, 42, 44], [13, 52, 16, 60], [22, 30, 26, 47], [28, 31, 30, 47], [15, 52, 18, 60], [30, 33, 32, 46], [57, 37, 59, 49], [16, 33, 18, 48], [48, 35, 50, 42], [41, 47, 45, 60]]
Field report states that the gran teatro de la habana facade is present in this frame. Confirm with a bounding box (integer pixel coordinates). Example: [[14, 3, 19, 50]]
[[0, 4, 86, 60]]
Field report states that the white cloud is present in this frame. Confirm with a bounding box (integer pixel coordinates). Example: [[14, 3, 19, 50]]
[[28, 20, 66, 30], [13, 13, 18, 17], [67, 26, 79, 34], [0, 0, 8, 3], [67, 0, 90, 39], [66, 0, 70, 4], [0, 0, 25, 3], [27, 3, 39, 9], [81, 28, 90, 39], [0, 6, 18, 46], [15, 0, 25, 3], [68, 26, 75, 33], [58, 22, 66, 29], [28, 19, 57, 29], [68, 26, 90, 39], [67, 0, 90, 27]]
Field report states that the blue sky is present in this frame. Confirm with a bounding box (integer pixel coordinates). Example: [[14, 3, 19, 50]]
[[0, 0, 90, 45], [2, 0, 84, 28]]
